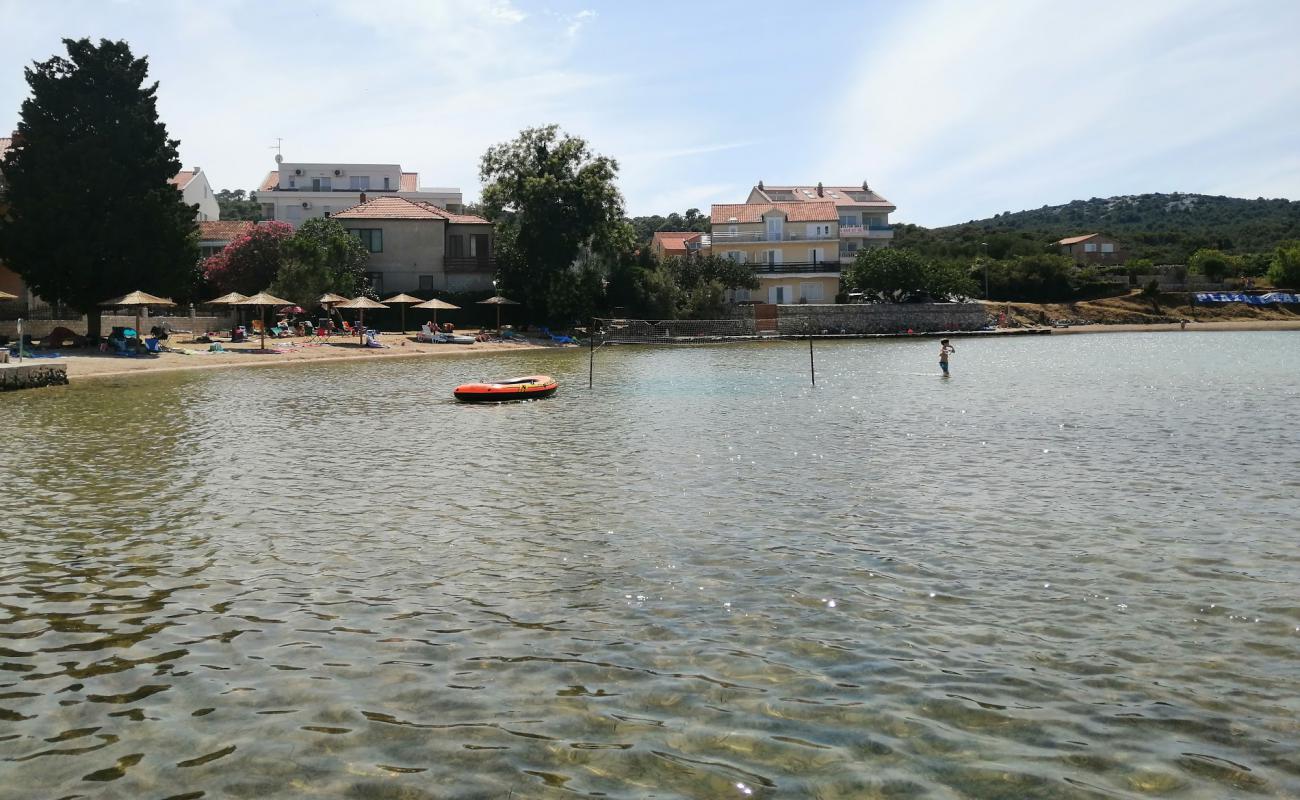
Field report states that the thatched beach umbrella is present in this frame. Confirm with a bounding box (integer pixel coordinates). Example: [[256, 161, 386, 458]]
[[207, 291, 248, 330], [100, 290, 176, 339], [234, 291, 294, 351], [413, 297, 460, 329], [382, 293, 424, 335], [317, 292, 348, 325], [336, 296, 389, 344], [477, 295, 520, 334]]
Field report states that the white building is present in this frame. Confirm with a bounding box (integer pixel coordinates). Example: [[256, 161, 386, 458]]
[[256, 156, 462, 228], [170, 167, 220, 222]]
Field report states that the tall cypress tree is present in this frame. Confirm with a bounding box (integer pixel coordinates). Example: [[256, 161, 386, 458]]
[[0, 38, 198, 338]]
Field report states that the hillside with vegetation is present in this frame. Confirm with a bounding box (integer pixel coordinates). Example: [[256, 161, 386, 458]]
[[895, 193, 1300, 264]]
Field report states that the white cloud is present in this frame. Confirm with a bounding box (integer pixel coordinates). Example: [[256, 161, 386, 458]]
[[824, 0, 1300, 225]]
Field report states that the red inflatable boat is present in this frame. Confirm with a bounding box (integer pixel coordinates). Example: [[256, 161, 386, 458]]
[[453, 375, 558, 402]]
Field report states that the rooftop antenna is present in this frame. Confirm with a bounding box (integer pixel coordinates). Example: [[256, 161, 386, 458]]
[[270, 137, 283, 159]]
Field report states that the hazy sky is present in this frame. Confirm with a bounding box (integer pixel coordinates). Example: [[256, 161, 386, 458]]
[[1, 0, 1297, 225]]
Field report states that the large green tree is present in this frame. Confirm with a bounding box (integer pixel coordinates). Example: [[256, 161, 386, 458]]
[[1188, 248, 1232, 282], [480, 125, 625, 322], [845, 248, 976, 302], [0, 38, 198, 337], [1268, 242, 1300, 288], [216, 189, 263, 221], [271, 217, 372, 307]]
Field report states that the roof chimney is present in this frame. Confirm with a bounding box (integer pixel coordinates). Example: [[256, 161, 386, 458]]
[[757, 180, 764, 191], [862, 180, 869, 191], [359, 191, 367, 204], [816, 182, 823, 197]]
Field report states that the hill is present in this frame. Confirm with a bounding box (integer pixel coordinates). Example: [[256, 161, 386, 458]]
[[896, 193, 1300, 263]]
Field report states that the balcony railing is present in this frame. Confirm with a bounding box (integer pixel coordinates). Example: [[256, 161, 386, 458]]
[[840, 224, 893, 237], [444, 255, 496, 272], [748, 261, 842, 274], [711, 230, 837, 243]]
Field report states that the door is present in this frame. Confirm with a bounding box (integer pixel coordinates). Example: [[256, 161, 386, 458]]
[[768, 285, 792, 304], [809, 247, 825, 265], [766, 216, 783, 241]]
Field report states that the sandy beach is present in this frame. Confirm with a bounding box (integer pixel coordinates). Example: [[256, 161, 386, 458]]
[[48, 332, 556, 381]]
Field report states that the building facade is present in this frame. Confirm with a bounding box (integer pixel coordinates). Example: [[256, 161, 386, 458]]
[[257, 157, 462, 229], [170, 167, 220, 221], [710, 201, 842, 304], [331, 195, 493, 295], [1056, 233, 1124, 265], [747, 181, 894, 265]]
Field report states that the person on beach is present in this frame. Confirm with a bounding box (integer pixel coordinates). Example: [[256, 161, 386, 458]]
[[939, 339, 955, 376]]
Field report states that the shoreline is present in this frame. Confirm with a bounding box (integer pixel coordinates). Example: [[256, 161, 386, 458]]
[[11, 319, 1298, 386]]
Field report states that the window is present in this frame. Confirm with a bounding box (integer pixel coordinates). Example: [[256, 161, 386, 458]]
[[1100, 242, 1114, 253], [1084, 242, 1098, 253], [383, 176, 391, 190], [472, 234, 490, 260], [764, 249, 780, 265], [839, 215, 857, 228], [312, 177, 332, 192], [800, 282, 825, 302], [288, 178, 296, 189], [349, 175, 371, 191], [725, 250, 745, 263], [469, 235, 479, 258], [418, 275, 435, 291], [448, 235, 465, 257], [350, 228, 383, 253]]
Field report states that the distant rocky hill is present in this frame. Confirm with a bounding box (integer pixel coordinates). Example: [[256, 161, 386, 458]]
[[897, 193, 1300, 263]]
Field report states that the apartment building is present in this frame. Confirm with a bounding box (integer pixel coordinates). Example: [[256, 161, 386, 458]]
[[257, 155, 462, 228], [710, 201, 841, 304], [651, 231, 710, 261], [747, 181, 894, 264], [331, 195, 493, 295]]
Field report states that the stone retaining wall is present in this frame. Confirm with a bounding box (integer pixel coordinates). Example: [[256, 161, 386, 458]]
[[777, 303, 989, 334], [0, 362, 69, 391]]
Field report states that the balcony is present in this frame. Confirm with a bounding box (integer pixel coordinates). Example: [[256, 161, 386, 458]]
[[840, 224, 893, 238], [711, 230, 837, 243], [748, 261, 842, 275], [444, 255, 496, 272]]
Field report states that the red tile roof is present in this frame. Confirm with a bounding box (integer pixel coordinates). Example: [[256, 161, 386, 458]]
[[198, 220, 255, 242], [258, 171, 278, 191], [332, 195, 489, 224], [652, 231, 701, 254], [170, 170, 198, 189], [711, 201, 838, 224], [1056, 233, 1101, 246]]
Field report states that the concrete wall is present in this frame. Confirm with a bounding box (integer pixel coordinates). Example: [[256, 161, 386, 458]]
[[776, 302, 989, 334], [0, 362, 68, 391], [0, 313, 236, 339]]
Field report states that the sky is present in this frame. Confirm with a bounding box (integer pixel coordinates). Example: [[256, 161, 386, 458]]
[[1, 0, 1298, 226]]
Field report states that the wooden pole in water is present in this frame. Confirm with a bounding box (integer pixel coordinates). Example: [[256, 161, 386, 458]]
[[588, 318, 595, 389], [809, 335, 815, 386]]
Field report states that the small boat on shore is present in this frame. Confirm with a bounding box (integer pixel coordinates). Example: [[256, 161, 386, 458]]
[[453, 375, 557, 403]]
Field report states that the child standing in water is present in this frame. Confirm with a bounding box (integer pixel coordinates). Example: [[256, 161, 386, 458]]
[[939, 339, 955, 376]]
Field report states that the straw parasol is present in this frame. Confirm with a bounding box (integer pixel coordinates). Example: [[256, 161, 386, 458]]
[[335, 296, 389, 344], [234, 291, 294, 350], [207, 291, 248, 329], [318, 292, 349, 324], [0, 290, 18, 301], [412, 297, 460, 329], [382, 293, 424, 335], [100, 290, 176, 340], [477, 295, 520, 334]]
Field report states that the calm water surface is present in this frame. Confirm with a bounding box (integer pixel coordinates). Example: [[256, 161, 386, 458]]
[[2, 332, 1298, 799]]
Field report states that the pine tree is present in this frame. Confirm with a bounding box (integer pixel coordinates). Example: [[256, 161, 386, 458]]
[[0, 38, 198, 338]]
